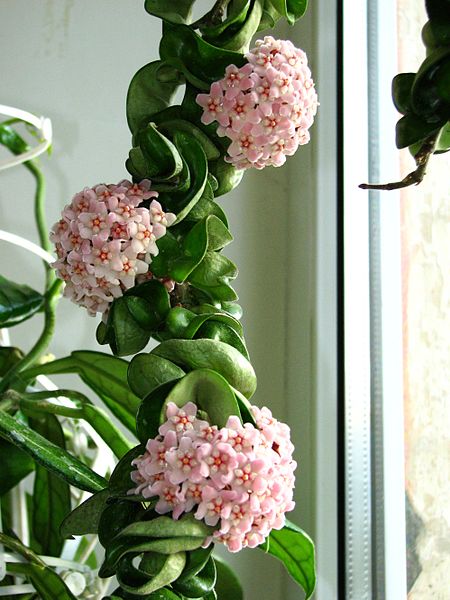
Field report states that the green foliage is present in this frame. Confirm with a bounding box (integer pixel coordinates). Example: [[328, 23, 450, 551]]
[[128, 353, 186, 399], [29, 415, 71, 557], [0, 409, 107, 493], [60, 488, 110, 538], [22, 351, 141, 434], [144, 0, 196, 24], [0, 437, 34, 496], [0, 274, 44, 328], [266, 0, 308, 24], [260, 519, 316, 599], [213, 555, 244, 600], [150, 338, 257, 398]]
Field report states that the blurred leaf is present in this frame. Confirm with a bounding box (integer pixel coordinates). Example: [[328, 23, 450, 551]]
[[0, 346, 23, 377], [151, 338, 257, 398], [162, 368, 242, 427], [128, 353, 185, 399], [436, 121, 450, 151], [0, 410, 106, 493], [391, 73, 415, 115], [0, 437, 34, 496], [260, 519, 316, 599], [30, 414, 71, 557], [0, 532, 77, 599], [145, 0, 196, 23], [127, 61, 182, 134], [0, 274, 44, 328], [60, 488, 110, 538], [214, 555, 244, 600], [23, 351, 141, 434], [411, 47, 450, 119], [109, 445, 146, 497], [160, 22, 246, 89]]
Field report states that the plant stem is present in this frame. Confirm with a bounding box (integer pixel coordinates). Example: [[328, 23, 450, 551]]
[[25, 160, 55, 291], [359, 133, 438, 191], [0, 279, 63, 393]]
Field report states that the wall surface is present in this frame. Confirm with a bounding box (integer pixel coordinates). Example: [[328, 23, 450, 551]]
[[0, 1, 335, 598]]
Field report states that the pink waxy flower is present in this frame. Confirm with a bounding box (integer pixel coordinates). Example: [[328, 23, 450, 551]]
[[50, 180, 175, 316], [196, 35, 318, 170], [129, 401, 296, 553]]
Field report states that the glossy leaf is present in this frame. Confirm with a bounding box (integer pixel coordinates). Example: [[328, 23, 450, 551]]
[[0, 437, 34, 496], [214, 555, 244, 600], [99, 500, 144, 548], [173, 555, 216, 597], [220, 0, 264, 52], [391, 72, 415, 115], [260, 519, 316, 599], [0, 274, 44, 328], [117, 513, 213, 541], [22, 351, 141, 434], [160, 22, 246, 89], [162, 369, 242, 427], [195, 320, 249, 359], [411, 47, 450, 119], [184, 312, 243, 339], [160, 133, 209, 223], [109, 445, 146, 497], [200, 0, 251, 39], [118, 552, 186, 596], [267, 0, 308, 24], [189, 251, 238, 302], [134, 123, 184, 180], [144, 0, 196, 23], [136, 380, 178, 442], [0, 409, 107, 493], [158, 119, 221, 161], [60, 488, 110, 538], [127, 61, 182, 134], [128, 353, 185, 399], [395, 113, 442, 149], [165, 306, 197, 338], [151, 338, 257, 398], [151, 219, 209, 282], [30, 414, 71, 557], [208, 159, 244, 197]]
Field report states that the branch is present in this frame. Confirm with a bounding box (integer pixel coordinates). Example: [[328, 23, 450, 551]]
[[359, 133, 438, 191]]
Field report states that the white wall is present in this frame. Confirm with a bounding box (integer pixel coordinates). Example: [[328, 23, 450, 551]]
[[0, 1, 338, 598]]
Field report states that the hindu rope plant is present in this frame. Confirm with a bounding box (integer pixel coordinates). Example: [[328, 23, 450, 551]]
[[0, 1, 317, 599]]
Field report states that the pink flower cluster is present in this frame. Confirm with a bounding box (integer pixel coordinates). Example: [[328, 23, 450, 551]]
[[50, 180, 176, 316], [196, 36, 318, 170], [130, 402, 296, 553]]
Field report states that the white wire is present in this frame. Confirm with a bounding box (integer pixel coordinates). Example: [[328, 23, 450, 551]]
[[0, 105, 52, 171], [0, 230, 55, 264]]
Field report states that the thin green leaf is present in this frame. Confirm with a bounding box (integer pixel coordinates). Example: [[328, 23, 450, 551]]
[[0, 410, 106, 492], [21, 351, 141, 434], [30, 414, 71, 556], [0, 274, 44, 328]]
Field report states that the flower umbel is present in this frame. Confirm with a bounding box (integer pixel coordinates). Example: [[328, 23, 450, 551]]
[[196, 36, 318, 170], [50, 180, 176, 315], [130, 402, 296, 553]]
